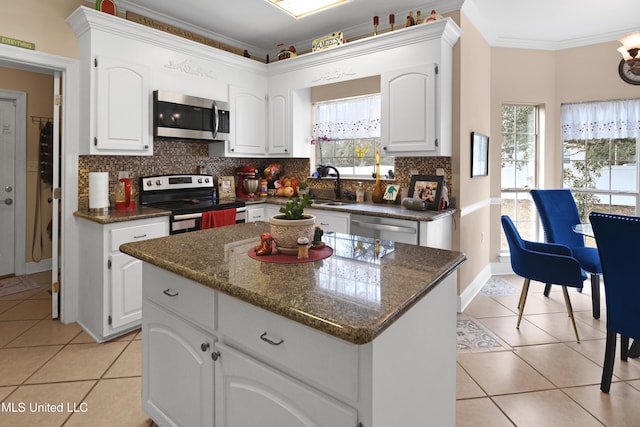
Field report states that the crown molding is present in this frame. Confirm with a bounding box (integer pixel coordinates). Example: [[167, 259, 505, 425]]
[[267, 18, 461, 76]]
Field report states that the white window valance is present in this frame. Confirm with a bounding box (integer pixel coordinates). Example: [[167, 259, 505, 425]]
[[561, 99, 640, 140], [313, 95, 381, 140]]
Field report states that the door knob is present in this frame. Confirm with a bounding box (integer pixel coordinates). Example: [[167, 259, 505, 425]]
[[4, 198, 13, 205]]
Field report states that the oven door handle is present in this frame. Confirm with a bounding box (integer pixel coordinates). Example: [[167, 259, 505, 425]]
[[173, 207, 244, 221], [173, 212, 203, 221]]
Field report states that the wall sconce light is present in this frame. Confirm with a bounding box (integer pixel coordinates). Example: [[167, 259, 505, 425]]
[[617, 32, 640, 85]]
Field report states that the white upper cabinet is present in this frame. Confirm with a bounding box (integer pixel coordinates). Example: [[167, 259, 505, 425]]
[[68, 7, 460, 159], [94, 56, 151, 154], [267, 90, 290, 155], [228, 85, 267, 156], [269, 18, 461, 158], [381, 64, 438, 155], [267, 87, 311, 157]]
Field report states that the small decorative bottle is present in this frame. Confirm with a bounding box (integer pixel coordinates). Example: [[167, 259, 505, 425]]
[[297, 237, 310, 259], [372, 149, 385, 204], [356, 182, 365, 203]]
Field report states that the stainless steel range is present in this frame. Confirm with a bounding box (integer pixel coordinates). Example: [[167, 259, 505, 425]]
[[139, 174, 246, 234]]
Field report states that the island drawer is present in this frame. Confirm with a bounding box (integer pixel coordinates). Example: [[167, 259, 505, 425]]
[[218, 293, 359, 402], [110, 221, 168, 252], [143, 265, 216, 332]]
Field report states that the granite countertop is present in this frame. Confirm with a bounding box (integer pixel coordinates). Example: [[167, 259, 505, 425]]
[[120, 222, 466, 344], [260, 197, 456, 221], [73, 206, 170, 224], [74, 196, 454, 225]]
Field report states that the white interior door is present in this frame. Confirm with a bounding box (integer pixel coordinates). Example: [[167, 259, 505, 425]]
[[0, 98, 16, 277], [51, 72, 61, 319]]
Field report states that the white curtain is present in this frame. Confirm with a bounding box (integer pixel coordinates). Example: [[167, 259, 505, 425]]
[[312, 95, 381, 140], [561, 99, 640, 140]]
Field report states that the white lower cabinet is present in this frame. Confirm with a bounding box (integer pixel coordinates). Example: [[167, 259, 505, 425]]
[[142, 300, 215, 427], [108, 252, 144, 329], [305, 208, 350, 234], [246, 205, 266, 223], [77, 216, 169, 342], [215, 343, 357, 427], [419, 214, 453, 250], [142, 263, 457, 427]]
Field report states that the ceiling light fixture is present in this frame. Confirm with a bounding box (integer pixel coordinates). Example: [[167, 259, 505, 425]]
[[265, 0, 348, 19], [617, 32, 640, 85]]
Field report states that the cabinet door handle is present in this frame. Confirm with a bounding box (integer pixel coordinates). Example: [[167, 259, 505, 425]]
[[201, 342, 210, 352], [163, 289, 179, 297], [133, 234, 148, 239], [260, 332, 284, 346], [211, 351, 220, 361]]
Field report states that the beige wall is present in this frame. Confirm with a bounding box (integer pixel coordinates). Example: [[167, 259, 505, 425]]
[[454, 12, 492, 294], [310, 76, 381, 102], [4, 0, 85, 58], [488, 40, 640, 271]]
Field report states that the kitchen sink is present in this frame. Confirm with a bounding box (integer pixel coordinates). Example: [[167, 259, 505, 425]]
[[315, 200, 355, 206], [320, 200, 354, 206]]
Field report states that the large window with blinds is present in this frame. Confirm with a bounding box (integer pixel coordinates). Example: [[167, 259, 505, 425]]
[[561, 99, 640, 221]]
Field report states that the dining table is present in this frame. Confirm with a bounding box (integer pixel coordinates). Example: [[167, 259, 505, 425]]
[[573, 223, 639, 358]]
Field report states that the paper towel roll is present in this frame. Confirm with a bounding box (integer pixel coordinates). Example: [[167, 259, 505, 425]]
[[89, 172, 110, 211]]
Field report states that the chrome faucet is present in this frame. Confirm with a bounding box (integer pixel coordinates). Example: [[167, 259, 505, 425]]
[[316, 164, 341, 200]]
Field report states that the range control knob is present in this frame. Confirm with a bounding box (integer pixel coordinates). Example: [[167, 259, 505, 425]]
[[198, 178, 203, 184], [146, 180, 153, 187], [204, 177, 210, 183], [156, 180, 162, 186]]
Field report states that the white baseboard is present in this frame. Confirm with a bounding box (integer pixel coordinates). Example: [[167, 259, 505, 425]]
[[458, 264, 491, 312], [458, 259, 515, 312], [25, 258, 53, 275]]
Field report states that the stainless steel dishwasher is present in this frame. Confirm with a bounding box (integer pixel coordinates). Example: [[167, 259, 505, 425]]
[[350, 214, 419, 245]]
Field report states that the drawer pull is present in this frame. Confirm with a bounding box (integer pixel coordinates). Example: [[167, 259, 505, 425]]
[[260, 332, 284, 346], [163, 289, 179, 297], [133, 234, 148, 239], [201, 342, 210, 352]]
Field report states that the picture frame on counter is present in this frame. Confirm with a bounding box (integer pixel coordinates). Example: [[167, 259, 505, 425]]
[[408, 175, 443, 211], [471, 131, 489, 178], [218, 176, 235, 199]]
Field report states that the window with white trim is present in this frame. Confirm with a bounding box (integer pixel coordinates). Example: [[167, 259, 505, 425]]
[[312, 94, 394, 178], [561, 99, 640, 221], [501, 104, 539, 250]]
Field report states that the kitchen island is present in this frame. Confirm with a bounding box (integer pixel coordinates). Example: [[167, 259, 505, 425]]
[[120, 221, 465, 427]]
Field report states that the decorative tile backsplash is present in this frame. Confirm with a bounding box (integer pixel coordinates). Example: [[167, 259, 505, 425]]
[[78, 140, 452, 205]]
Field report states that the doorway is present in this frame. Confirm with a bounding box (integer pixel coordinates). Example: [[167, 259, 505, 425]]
[[0, 44, 79, 324], [0, 72, 59, 317]]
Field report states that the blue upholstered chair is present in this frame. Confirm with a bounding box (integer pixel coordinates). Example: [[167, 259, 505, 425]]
[[530, 189, 602, 319], [501, 215, 586, 342], [589, 212, 640, 393]]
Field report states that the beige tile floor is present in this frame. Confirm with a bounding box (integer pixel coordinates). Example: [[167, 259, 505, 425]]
[[458, 274, 640, 427], [0, 271, 152, 427], [1, 272, 639, 426]]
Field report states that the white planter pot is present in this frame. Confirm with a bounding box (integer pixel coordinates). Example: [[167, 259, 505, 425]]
[[269, 214, 316, 255]]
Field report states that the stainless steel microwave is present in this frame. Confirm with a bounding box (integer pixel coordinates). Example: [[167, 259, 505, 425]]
[[153, 90, 230, 141]]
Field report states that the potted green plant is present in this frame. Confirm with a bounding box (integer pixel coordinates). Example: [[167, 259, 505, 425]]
[[269, 194, 315, 255], [296, 181, 310, 196]]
